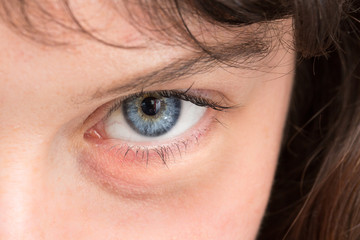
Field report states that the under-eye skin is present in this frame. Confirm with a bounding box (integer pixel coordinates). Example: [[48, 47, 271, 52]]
[[83, 89, 235, 166]]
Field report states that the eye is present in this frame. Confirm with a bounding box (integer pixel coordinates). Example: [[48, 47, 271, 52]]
[[104, 92, 206, 142], [79, 89, 236, 197], [83, 89, 234, 166]]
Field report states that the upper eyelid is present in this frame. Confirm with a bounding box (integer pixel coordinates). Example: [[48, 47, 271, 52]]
[[104, 89, 238, 120]]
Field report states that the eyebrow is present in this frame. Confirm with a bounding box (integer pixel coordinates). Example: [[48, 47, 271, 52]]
[[90, 39, 269, 100]]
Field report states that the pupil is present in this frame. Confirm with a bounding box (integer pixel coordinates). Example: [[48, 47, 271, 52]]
[[141, 97, 161, 116]]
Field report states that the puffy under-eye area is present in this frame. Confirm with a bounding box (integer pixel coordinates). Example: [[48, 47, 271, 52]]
[[104, 95, 207, 142]]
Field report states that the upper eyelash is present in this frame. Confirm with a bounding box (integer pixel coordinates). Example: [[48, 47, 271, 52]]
[[156, 90, 235, 111], [105, 89, 237, 119]]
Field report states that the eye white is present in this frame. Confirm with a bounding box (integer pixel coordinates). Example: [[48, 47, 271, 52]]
[[104, 100, 207, 142]]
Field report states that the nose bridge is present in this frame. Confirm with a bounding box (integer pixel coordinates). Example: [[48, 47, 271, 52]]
[[0, 136, 46, 239]]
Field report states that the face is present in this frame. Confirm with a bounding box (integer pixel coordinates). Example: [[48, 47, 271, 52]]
[[0, 1, 294, 239]]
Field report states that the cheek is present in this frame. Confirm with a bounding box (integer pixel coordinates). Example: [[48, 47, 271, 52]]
[[46, 77, 292, 240]]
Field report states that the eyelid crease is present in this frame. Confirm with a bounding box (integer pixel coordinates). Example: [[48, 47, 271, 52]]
[[88, 42, 269, 103]]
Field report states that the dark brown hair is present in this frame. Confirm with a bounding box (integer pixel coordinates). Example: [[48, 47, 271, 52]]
[[1, 0, 360, 239]]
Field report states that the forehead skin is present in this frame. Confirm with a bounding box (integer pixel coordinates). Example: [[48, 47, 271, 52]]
[[0, 1, 295, 239]]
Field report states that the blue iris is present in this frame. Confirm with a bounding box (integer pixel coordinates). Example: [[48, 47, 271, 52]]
[[122, 95, 181, 137]]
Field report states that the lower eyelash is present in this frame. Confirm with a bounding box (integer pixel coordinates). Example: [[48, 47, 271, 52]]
[[104, 129, 207, 166]]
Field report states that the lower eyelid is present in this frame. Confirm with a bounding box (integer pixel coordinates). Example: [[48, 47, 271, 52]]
[[84, 112, 213, 166]]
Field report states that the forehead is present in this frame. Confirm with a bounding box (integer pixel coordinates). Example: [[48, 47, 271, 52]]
[[1, 0, 287, 51], [0, 0, 289, 79], [0, 0, 293, 95]]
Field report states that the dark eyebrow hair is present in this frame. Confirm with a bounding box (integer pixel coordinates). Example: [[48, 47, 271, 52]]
[[90, 39, 269, 100]]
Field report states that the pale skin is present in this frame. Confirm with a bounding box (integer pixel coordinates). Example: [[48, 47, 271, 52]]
[[0, 1, 295, 239]]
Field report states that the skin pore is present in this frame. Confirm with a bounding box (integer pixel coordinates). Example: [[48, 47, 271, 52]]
[[0, 1, 295, 239]]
